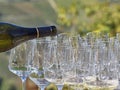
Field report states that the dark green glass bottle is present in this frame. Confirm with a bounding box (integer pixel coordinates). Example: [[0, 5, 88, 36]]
[[0, 22, 57, 52]]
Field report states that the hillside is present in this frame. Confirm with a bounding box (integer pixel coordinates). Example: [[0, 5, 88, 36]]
[[0, 1, 57, 26]]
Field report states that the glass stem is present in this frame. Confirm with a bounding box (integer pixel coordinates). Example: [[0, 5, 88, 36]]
[[40, 86, 45, 90], [22, 79, 26, 90], [57, 85, 63, 90]]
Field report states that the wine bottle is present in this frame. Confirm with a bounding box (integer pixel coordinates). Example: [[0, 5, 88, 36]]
[[0, 22, 57, 52]]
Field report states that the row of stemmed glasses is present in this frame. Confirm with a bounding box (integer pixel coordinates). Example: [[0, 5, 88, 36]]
[[74, 32, 119, 90], [8, 36, 61, 90], [8, 34, 73, 90], [9, 38, 52, 90], [8, 32, 120, 90], [53, 32, 119, 90], [9, 39, 51, 90]]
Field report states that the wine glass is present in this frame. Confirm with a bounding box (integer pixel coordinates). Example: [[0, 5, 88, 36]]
[[84, 39, 119, 90], [29, 37, 55, 90], [43, 43, 64, 90], [43, 34, 75, 90], [8, 40, 36, 90], [114, 34, 120, 89], [66, 42, 93, 90]]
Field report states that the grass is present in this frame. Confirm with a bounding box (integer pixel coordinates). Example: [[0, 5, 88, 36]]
[[0, 1, 57, 26], [0, 52, 21, 90], [0, 53, 10, 77]]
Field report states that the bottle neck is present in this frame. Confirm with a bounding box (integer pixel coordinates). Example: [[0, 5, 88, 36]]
[[36, 26, 57, 37], [36, 27, 40, 38], [11, 26, 57, 45]]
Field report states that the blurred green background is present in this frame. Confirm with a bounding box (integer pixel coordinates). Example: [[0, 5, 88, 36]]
[[0, 0, 120, 90]]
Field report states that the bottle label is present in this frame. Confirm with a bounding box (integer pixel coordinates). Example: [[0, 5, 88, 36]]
[[36, 27, 40, 38]]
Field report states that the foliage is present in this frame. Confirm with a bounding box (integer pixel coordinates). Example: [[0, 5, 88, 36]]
[[56, 0, 120, 36]]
